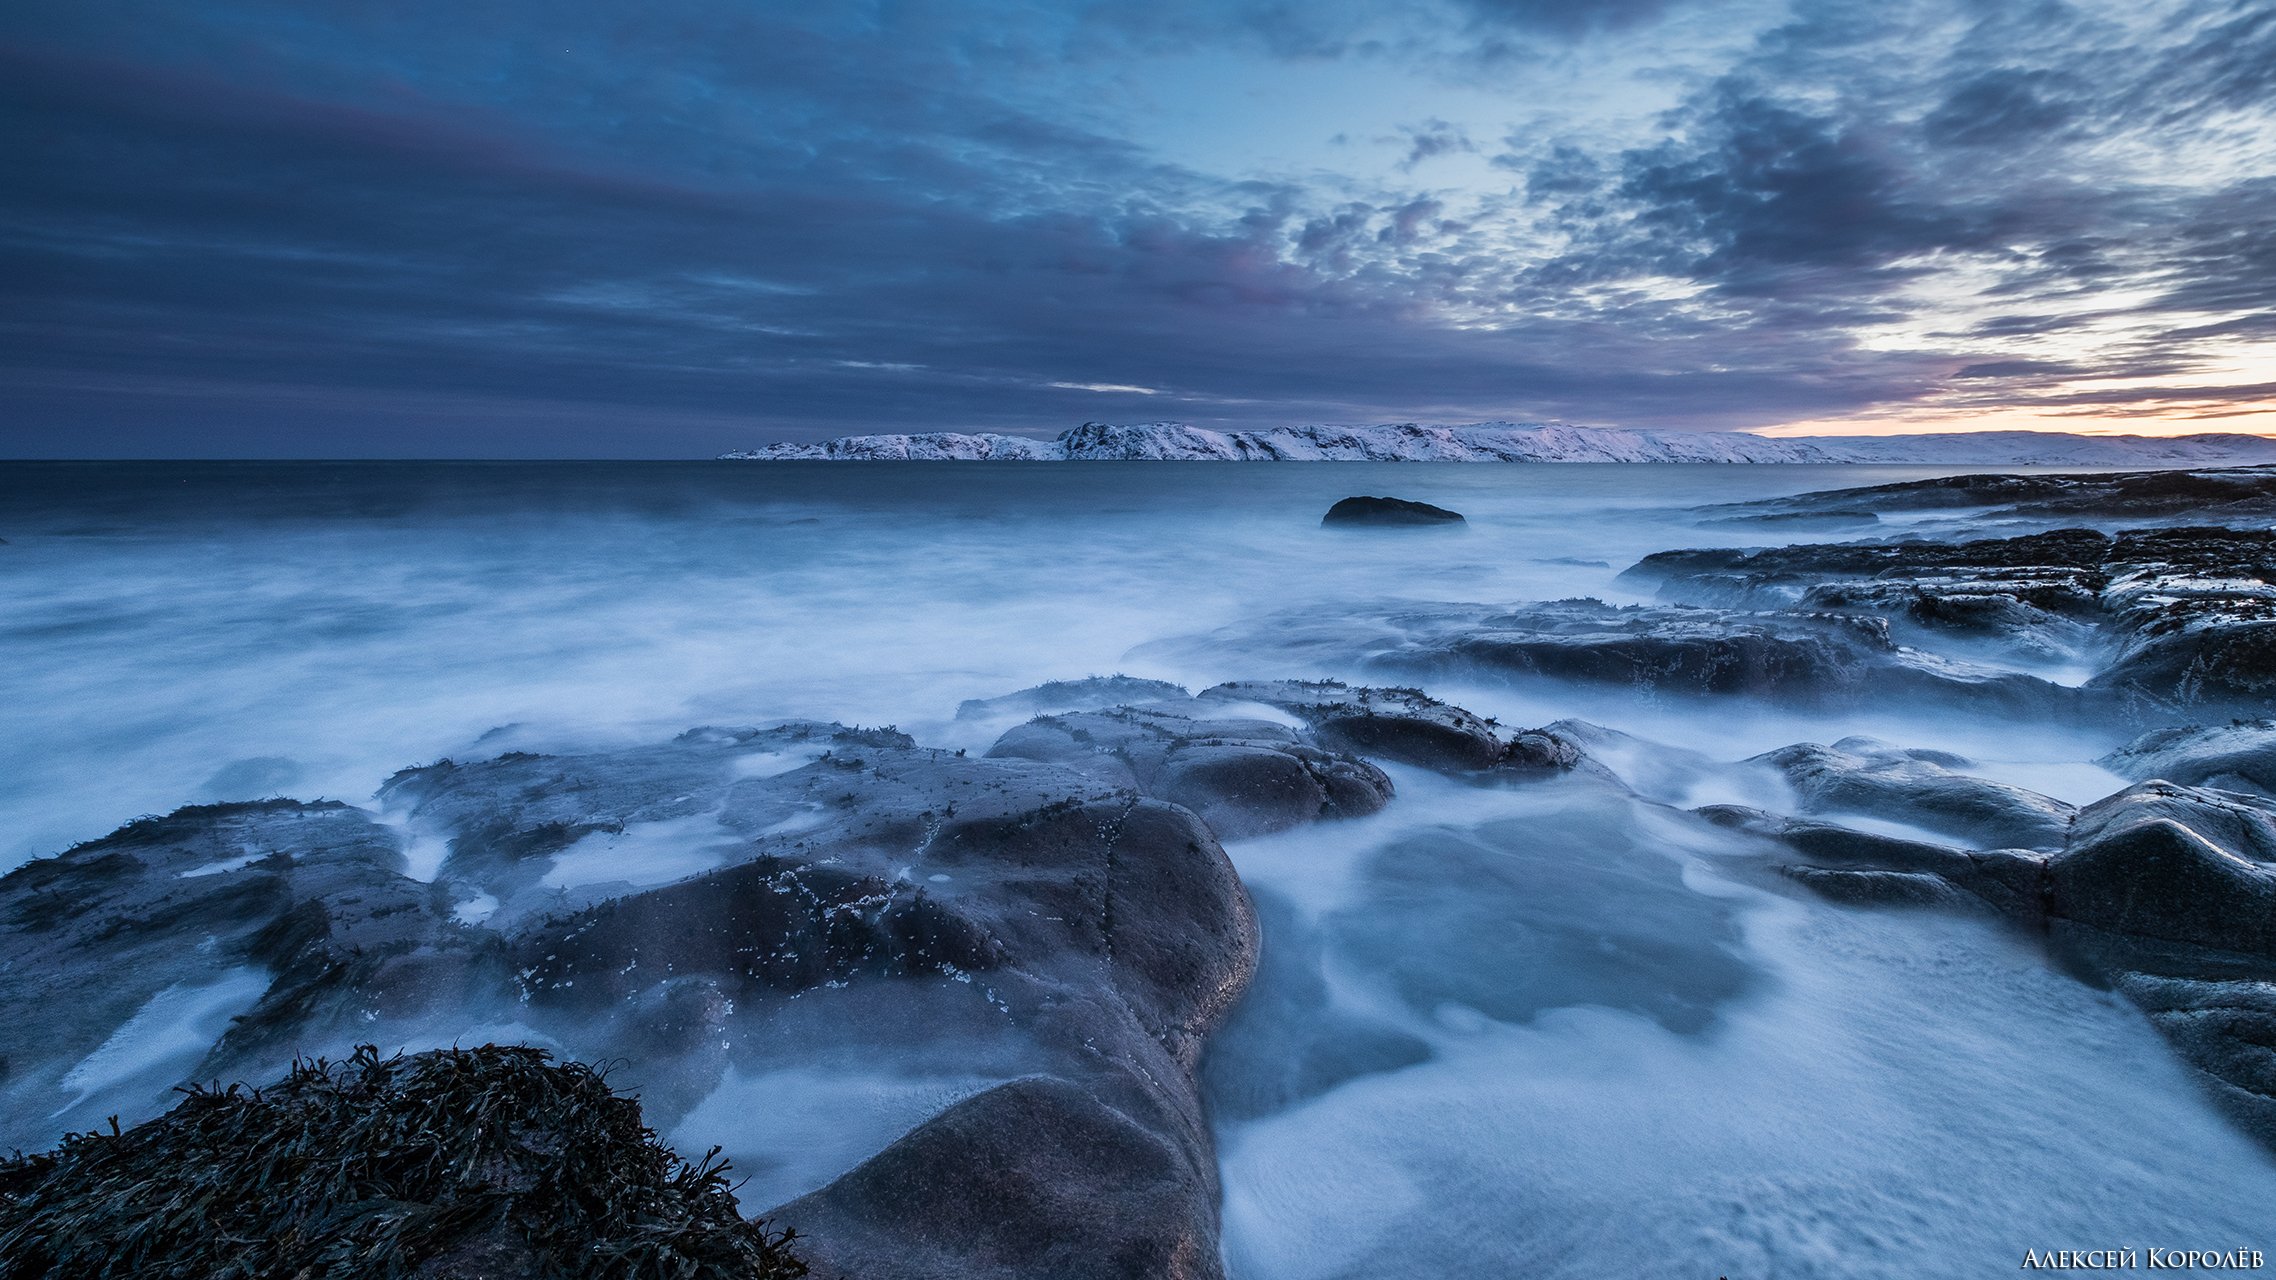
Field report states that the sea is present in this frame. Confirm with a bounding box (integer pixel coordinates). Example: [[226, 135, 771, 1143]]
[[3, 460, 2270, 1277]]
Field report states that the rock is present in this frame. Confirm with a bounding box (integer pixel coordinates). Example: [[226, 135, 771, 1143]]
[[778, 1076, 1215, 1280], [2047, 782, 2276, 956], [0, 799, 484, 1144], [1144, 599, 2082, 715], [1624, 529, 2110, 660], [1625, 523, 2276, 712], [2089, 527, 2276, 708], [0, 1043, 807, 1280], [984, 704, 1393, 840], [955, 676, 1191, 722], [1, 718, 1273, 1280], [1697, 465, 2276, 524], [2103, 720, 2276, 798], [1198, 679, 1582, 775], [1720, 775, 2276, 1146], [1320, 496, 1465, 527], [1751, 738, 2076, 851]]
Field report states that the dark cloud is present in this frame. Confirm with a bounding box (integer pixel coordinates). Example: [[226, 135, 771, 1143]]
[[1456, 0, 1673, 37], [0, 0, 2271, 455]]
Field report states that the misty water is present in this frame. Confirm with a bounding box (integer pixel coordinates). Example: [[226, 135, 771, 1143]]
[[5, 461, 2271, 1275]]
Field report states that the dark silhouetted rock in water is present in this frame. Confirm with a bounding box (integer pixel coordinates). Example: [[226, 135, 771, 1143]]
[[2103, 720, 2276, 798], [0, 1043, 807, 1280], [1713, 772, 2276, 1146], [1321, 496, 1464, 526], [1696, 464, 2276, 524]]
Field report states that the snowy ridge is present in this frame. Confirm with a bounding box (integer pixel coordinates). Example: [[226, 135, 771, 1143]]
[[721, 420, 2276, 465]]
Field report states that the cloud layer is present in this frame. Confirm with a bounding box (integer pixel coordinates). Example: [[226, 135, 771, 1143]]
[[2, 0, 2271, 454]]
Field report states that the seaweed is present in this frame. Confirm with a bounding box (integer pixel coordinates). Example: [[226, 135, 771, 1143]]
[[0, 1044, 807, 1279]]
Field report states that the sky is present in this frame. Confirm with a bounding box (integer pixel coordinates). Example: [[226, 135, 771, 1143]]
[[3, 0, 2274, 456]]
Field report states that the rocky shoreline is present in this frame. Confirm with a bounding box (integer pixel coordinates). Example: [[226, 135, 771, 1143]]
[[5, 465, 2276, 1275]]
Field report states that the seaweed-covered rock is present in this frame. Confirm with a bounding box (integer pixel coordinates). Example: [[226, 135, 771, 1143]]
[[1321, 496, 1465, 527], [0, 1043, 806, 1280]]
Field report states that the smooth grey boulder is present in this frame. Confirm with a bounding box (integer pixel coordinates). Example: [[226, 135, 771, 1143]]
[[954, 676, 1192, 722], [1200, 679, 1582, 774], [2103, 720, 2276, 798], [985, 704, 1393, 840], [1751, 738, 2077, 851], [1321, 496, 1464, 527], [779, 1075, 1220, 1280]]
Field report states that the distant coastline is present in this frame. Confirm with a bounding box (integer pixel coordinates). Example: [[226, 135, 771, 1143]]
[[722, 421, 2276, 466]]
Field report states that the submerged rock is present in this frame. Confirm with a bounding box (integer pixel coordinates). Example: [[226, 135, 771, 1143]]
[[0, 1043, 807, 1280], [1321, 496, 1465, 526]]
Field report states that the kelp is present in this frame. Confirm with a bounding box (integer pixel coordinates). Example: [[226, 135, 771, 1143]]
[[0, 1044, 807, 1279]]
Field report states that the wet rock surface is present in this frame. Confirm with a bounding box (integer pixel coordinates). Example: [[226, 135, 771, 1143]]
[[985, 702, 1393, 840], [2103, 720, 2276, 798], [1719, 775, 2276, 1144], [0, 717, 1262, 1280], [1198, 679, 1583, 774], [1153, 599, 2077, 714], [1321, 496, 1465, 526], [0, 676, 1596, 1280], [1751, 738, 2076, 851], [1626, 523, 2276, 712]]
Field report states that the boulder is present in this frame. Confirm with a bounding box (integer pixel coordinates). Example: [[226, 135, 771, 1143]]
[[1321, 496, 1465, 527], [985, 704, 1393, 840], [1198, 679, 1582, 775], [2102, 720, 2276, 798]]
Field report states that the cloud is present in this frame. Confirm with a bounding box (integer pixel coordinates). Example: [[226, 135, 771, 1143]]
[[0, 0, 2272, 454]]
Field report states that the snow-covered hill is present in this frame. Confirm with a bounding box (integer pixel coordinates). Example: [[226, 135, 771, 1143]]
[[720, 421, 2276, 465]]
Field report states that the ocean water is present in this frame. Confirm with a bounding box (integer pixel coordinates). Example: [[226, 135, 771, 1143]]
[[4, 461, 2270, 1272]]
